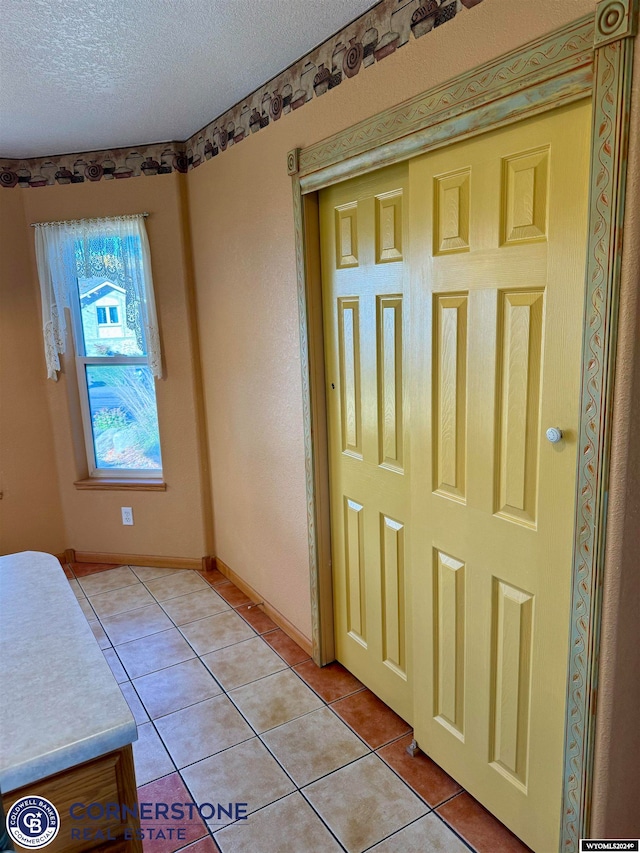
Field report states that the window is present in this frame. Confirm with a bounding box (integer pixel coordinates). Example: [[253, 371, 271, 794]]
[[96, 305, 119, 325], [72, 272, 162, 475], [34, 215, 163, 479]]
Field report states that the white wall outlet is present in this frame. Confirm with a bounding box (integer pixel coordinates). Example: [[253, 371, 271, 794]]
[[121, 507, 134, 526]]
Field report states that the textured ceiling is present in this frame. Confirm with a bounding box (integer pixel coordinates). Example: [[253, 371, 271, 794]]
[[0, 0, 378, 159]]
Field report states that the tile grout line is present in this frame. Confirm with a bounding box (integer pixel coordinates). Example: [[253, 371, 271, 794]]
[[191, 601, 475, 850], [68, 564, 487, 853], [121, 579, 308, 803], [126, 573, 395, 848], [371, 747, 451, 811], [120, 580, 422, 825], [430, 806, 479, 853], [359, 812, 433, 853], [289, 664, 367, 704], [176, 626, 259, 660], [179, 628, 438, 851], [106, 579, 227, 791], [322, 696, 411, 753], [216, 787, 351, 853], [98, 575, 230, 646]]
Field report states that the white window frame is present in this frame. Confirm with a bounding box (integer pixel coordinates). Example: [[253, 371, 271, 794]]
[[96, 304, 120, 325], [69, 283, 163, 480]]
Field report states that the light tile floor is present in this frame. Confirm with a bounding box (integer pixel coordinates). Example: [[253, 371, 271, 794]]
[[64, 561, 532, 853]]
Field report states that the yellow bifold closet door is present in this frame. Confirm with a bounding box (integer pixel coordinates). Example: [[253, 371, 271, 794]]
[[320, 99, 591, 852]]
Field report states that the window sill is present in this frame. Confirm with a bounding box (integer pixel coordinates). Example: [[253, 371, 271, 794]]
[[74, 478, 166, 492]]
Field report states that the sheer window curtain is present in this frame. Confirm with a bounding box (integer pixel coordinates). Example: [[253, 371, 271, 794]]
[[34, 214, 163, 379]]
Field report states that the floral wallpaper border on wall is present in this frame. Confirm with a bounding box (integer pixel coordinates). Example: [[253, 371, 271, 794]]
[[0, 0, 483, 189]]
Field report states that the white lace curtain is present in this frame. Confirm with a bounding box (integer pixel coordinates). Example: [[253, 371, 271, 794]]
[[34, 214, 162, 379]]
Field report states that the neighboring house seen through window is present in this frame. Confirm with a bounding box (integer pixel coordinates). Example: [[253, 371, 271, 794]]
[[96, 305, 120, 325], [34, 214, 163, 478]]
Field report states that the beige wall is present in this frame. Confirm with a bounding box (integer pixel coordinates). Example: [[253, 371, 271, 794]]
[[0, 188, 66, 554], [0, 0, 637, 830], [186, 0, 597, 642], [7, 173, 212, 560], [187, 0, 638, 828]]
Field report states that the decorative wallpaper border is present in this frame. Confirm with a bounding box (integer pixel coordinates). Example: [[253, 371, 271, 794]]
[[0, 142, 188, 189], [0, 0, 482, 189]]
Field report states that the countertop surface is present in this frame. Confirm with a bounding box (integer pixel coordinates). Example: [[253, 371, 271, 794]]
[[0, 550, 137, 793]]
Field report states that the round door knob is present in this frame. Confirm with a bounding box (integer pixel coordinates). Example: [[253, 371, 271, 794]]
[[546, 427, 563, 444]]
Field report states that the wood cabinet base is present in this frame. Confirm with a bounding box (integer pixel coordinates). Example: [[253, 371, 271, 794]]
[[2, 745, 142, 853]]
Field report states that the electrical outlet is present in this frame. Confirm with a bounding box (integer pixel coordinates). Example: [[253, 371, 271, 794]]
[[121, 507, 134, 526]]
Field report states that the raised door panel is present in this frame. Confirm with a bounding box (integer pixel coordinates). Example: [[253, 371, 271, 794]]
[[344, 497, 366, 644], [338, 298, 362, 458], [434, 168, 470, 255], [495, 290, 544, 527], [433, 294, 467, 502], [433, 549, 465, 740], [381, 515, 406, 677], [501, 148, 549, 245], [490, 579, 534, 791], [377, 296, 403, 471], [376, 190, 404, 263], [336, 202, 358, 267]]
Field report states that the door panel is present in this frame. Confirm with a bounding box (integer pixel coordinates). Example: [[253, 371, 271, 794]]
[[321, 164, 412, 723], [433, 293, 467, 501], [410, 100, 591, 852]]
